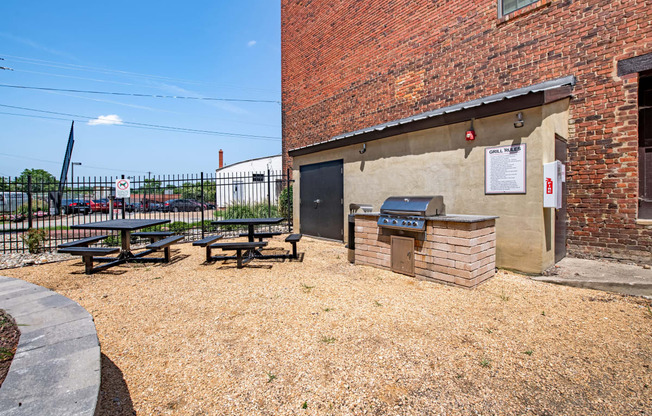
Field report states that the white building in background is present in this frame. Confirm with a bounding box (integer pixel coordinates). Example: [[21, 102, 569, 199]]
[[215, 152, 283, 208]]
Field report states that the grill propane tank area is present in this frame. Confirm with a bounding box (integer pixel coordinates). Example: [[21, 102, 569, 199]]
[[354, 196, 498, 288]]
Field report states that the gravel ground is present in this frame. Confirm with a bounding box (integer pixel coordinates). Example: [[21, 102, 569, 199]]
[[1, 236, 651, 415], [0, 252, 72, 270]]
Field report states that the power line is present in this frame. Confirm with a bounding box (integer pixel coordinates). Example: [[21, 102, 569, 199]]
[[0, 103, 281, 141], [0, 83, 281, 104], [0, 151, 149, 174], [2, 53, 280, 93]]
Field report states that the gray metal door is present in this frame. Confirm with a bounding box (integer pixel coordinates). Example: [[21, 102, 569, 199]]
[[300, 159, 343, 240], [555, 134, 567, 263]]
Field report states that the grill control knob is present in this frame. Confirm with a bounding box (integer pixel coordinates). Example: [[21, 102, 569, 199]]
[[392, 220, 397, 224], [402, 220, 406, 225], [383, 219, 388, 223]]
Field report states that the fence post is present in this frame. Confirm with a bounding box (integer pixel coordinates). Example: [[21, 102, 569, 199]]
[[267, 169, 271, 218], [27, 175, 33, 230], [200, 172, 205, 239], [121, 174, 126, 219]]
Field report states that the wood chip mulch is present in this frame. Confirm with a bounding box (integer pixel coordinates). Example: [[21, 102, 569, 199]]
[[1, 236, 651, 415], [0, 309, 19, 388]]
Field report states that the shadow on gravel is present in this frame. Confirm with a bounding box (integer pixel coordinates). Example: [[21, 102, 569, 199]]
[[97, 353, 136, 416]]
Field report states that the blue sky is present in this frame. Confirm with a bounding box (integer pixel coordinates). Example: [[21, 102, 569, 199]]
[[0, 1, 281, 179]]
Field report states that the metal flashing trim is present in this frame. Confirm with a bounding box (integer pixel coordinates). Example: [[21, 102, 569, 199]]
[[289, 76, 575, 156]]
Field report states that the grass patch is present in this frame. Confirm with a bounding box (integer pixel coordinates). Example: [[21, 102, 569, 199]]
[[479, 358, 491, 368], [265, 371, 276, 383], [301, 283, 315, 293], [0, 347, 14, 361], [320, 336, 336, 344], [374, 300, 382, 307], [499, 291, 510, 302], [524, 350, 534, 356]]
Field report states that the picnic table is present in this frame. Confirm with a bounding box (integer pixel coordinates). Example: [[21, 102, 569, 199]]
[[210, 217, 287, 264], [71, 219, 171, 258], [212, 217, 285, 242], [61, 219, 181, 274]]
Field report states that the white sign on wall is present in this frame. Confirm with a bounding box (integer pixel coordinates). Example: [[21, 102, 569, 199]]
[[115, 178, 131, 198], [485, 144, 527, 194]]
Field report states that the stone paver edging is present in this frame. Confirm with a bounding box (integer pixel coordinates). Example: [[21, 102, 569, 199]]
[[0, 276, 100, 416]]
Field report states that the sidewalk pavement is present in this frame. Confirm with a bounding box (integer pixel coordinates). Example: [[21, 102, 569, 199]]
[[532, 257, 652, 298]]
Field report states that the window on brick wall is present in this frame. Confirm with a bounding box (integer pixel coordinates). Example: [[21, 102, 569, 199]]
[[499, 0, 537, 16], [639, 72, 652, 219]]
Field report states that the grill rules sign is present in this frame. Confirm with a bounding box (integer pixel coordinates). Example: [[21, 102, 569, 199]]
[[485, 144, 526, 194]]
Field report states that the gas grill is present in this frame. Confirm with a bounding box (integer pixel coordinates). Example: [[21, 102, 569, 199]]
[[377, 196, 445, 231]]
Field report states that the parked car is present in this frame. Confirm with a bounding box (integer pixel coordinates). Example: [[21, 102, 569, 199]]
[[125, 202, 149, 212], [149, 202, 163, 211], [61, 199, 91, 215], [163, 199, 204, 212], [90, 199, 110, 213]]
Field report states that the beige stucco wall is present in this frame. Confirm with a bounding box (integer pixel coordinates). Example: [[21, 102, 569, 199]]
[[292, 100, 569, 273]]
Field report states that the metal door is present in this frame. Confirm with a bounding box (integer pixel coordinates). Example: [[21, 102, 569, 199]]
[[300, 159, 343, 240], [232, 182, 244, 202], [554, 134, 568, 263]]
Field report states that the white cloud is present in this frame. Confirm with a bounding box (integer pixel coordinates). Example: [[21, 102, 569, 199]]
[[88, 115, 123, 126], [247, 40, 257, 47]]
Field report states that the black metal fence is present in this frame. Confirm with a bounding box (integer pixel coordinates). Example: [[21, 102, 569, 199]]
[[0, 170, 293, 254]]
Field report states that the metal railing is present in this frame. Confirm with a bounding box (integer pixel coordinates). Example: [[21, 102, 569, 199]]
[[0, 170, 293, 253]]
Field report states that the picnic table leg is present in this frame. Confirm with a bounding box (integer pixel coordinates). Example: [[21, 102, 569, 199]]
[[236, 248, 243, 268], [164, 247, 170, 263], [121, 230, 131, 253], [247, 224, 255, 242], [83, 256, 94, 274], [205, 246, 212, 262]]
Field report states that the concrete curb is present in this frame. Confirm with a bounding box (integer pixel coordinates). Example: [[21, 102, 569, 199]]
[[0, 276, 101, 416], [531, 276, 652, 297]]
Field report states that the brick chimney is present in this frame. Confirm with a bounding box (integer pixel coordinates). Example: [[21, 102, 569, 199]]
[[219, 149, 223, 168]]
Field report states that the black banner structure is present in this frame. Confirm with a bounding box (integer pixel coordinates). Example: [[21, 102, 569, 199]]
[[49, 121, 74, 214]]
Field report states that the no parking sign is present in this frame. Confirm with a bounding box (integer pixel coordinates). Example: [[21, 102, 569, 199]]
[[115, 178, 131, 198]]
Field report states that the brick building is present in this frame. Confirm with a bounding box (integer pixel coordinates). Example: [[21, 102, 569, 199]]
[[281, 0, 652, 272]]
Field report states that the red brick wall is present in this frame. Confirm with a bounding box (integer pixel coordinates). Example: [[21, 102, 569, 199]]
[[281, 0, 652, 262]]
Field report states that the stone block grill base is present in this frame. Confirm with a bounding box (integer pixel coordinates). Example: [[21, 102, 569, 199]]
[[355, 213, 497, 288]]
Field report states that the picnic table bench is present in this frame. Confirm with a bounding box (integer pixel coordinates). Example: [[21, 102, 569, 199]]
[[209, 241, 268, 268], [285, 234, 302, 259], [192, 235, 224, 262], [137, 235, 184, 262], [238, 231, 282, 241], [58, 235, 108, 248], [57, 246, 120, 274], [131, 231, 174, 243]]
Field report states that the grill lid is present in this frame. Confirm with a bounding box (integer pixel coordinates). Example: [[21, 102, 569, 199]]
[[380, 196, 445, 216]]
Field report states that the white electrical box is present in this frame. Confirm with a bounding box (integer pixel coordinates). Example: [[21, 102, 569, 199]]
[[543, 161, 564, 209]]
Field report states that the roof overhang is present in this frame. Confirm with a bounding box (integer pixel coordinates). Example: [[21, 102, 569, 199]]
[[289, 76, 575, 157]]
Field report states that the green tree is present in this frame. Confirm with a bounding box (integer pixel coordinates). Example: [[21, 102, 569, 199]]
[[17, 169, 58, 192], [143, 179, 162, 191], [0, 177, 7, 192]]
